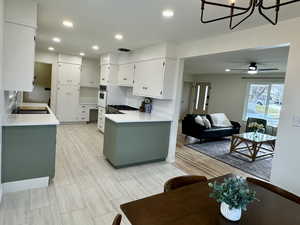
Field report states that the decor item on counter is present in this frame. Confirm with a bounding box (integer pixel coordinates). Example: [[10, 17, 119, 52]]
[[139, 98, 152, 113], [200, 0, 300, 30], [247, 122, 265, 137], [208, 177, 257, 221]]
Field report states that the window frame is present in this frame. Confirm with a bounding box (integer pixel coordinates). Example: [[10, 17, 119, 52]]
[[243, 81, 284, 127]]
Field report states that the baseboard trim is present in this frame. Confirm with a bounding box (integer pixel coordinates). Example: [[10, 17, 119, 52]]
[[3, 177, 49, 193]]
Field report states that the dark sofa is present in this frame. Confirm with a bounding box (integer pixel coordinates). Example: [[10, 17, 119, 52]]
[[182, 114, 241, 142]]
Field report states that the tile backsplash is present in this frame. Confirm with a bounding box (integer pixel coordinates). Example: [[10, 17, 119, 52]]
[[4, 91, 22, 114]]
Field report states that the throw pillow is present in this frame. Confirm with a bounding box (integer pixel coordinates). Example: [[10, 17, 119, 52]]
[[209, 113, 232, 127], [201, 116, 212, 129], [195, 115, 205, 126]]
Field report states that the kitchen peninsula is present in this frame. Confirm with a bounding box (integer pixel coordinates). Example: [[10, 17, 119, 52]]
[[2, 103, 59, 192], [103, 111, 172, 168]]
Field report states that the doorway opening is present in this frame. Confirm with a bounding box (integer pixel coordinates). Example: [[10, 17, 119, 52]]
[[176, 45, 290, 181], [23, 62, 52, 105]]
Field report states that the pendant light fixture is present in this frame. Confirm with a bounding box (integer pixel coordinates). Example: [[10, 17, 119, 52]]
[[200, 0, 300, 30]]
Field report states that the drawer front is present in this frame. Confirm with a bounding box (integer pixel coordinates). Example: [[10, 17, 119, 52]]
[[79, 116, 88, 122]]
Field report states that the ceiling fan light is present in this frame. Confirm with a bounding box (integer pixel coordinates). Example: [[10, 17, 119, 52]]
[[248, 70, 258, 75]]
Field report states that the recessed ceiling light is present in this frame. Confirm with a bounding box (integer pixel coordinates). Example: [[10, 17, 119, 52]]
[[92, 45, 99, 50], [52, 37, 61, 43], [162, 9, 174, 18], [48, 46, 55, 51], [114, 33, 123, 40], [62, 20, 74, 28], [80, 52, 85, 56], [225, 69, 231, 72]]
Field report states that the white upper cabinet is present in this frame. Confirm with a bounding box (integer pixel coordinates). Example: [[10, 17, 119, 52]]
[[80, 59, 100, 87], [133, 58, 176, 99], [118, 63, 134, 87], [3, 0, 37, 91], [5, 0, 37, 28], [58, 54, 82, 65], [58, 63, 81, 86], [100, 64, 118, 85]]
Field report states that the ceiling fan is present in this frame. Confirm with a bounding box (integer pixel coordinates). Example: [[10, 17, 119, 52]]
[[226, 62, 280, 74]]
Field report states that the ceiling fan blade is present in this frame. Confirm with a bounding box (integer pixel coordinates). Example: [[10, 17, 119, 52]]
[[230, 69, 249, 71], [258, 68, 280, 71]]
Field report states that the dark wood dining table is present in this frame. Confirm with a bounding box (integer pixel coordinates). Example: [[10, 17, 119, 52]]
[[120, 174, 300, 225]]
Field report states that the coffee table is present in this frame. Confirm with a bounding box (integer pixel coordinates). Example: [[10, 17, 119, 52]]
[[230, 132, 276, 162]]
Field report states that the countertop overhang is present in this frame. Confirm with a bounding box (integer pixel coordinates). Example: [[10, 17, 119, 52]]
[[105, 110, 172, 123], [3, 103, 60, 127]]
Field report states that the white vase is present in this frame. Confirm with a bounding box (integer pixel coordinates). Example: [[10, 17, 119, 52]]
[[220, 202, 242, 221]]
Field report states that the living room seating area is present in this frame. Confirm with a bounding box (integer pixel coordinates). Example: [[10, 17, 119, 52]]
[[182, 113, 241, 143]]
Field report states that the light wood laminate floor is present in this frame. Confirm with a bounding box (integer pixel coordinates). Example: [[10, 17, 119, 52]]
[[0, 123, 248, 225]]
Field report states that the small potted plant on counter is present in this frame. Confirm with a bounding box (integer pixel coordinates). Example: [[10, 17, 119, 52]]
[[208, 177, 257, 221]]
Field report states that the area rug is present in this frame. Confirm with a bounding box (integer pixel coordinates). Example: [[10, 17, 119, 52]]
[[186, 139, 273, 181]]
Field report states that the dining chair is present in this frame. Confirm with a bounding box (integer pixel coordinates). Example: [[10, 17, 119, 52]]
[[164, 175, 208, 192], [112, 214, 122, 225], [247, 177, 300, 204]]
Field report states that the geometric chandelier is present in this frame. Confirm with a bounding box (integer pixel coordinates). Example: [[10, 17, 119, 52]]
[[200, 0, 300, 30]]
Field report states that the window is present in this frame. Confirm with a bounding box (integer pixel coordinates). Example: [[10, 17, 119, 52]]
[[244, 83, 284, 127]]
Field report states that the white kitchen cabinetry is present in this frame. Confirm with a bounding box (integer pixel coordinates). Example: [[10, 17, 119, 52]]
[[80, 59, 100, 87], [97, 107, 105, 132], [78, 104, 98, 122], [118, 63, 134, 87], [56, 86, 80, 122], [58, 54, 82, 65], [58, 63, 81, 86], [3, 0, 37, 91], [100, 64, 118, 85], [133, 58, 176, 99]]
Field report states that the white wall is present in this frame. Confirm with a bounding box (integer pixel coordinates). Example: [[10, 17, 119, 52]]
[[175, 17, 300, 195], [0, 0, 4, 202]]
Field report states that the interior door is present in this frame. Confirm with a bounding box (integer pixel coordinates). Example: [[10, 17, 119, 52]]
[[56, 85, 80, 122], [190, 82, 211, 115], [180, 82, 193, 119], [58, 63, 81, 86]]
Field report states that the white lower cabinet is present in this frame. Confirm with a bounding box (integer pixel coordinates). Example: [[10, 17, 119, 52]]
[[56, 85, 80, 122], [97, 107, 105, 132], [78, 105, 89, 122]]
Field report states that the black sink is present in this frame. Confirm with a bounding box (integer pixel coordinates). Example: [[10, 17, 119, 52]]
[[12, 108, 50, 114]]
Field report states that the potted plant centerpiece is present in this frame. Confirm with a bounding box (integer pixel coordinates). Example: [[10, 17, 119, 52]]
[[247, 122, 265, 137], [208, 177, 257, 221]]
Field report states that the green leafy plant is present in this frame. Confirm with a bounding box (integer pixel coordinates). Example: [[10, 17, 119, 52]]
[[248, 122, 265, 133], [208, 177, 257, 211]]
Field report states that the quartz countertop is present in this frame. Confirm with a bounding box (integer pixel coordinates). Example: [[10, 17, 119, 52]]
[[3, 103, 60, 127], [105, 110, 172, 123]]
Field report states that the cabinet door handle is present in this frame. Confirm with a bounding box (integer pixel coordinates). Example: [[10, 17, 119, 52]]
[[67, 80, 72, 82], [123, 78, 127, 80], [102, 78, 105, 80]]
